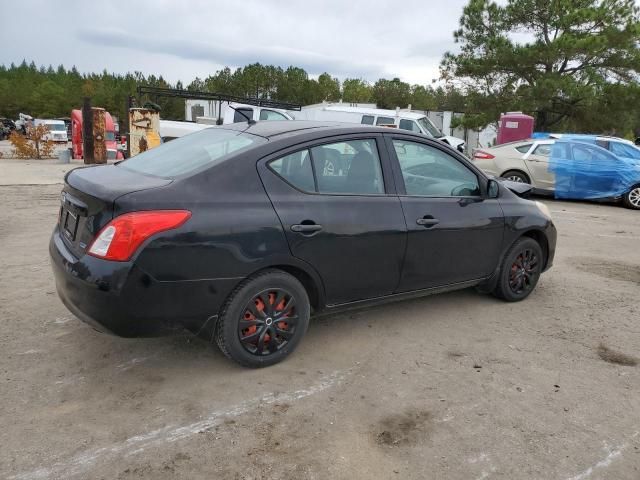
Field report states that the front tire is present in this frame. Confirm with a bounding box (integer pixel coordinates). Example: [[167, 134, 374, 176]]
[[493, 237, 543, 302], [215, 270, 310, 368], [501, 170, 530, 184], [623, 185, 640, 210]]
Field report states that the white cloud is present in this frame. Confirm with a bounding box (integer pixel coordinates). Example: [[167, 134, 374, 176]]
[[1, 0, 469, 85]]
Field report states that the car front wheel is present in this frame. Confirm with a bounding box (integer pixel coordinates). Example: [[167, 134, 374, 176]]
[[623, 185, 640, 210], [215, 269, 310, 368], [493, 237, 543, 302]]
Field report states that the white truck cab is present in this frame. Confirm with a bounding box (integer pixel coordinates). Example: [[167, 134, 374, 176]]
[[34, 119, 68, 142], [295, 105, 465, 153]]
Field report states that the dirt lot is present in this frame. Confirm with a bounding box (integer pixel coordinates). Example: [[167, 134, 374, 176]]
[[1, 166, 639, 479]]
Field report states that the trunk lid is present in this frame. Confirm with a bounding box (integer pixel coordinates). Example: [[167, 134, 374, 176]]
[[59, 165, 172, 258]]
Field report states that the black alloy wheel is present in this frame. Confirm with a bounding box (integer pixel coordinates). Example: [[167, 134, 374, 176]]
[[239, 289, 298, 356], [508, 248, 538, 295], [493, 237, 543, 302], [215, 270, 310, 368]]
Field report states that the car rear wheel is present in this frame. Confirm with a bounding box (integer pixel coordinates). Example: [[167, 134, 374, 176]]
[[623, 185, 640, 210], [493, 237, 543, 302], [215, 269, 310, 368], [501, 170, 530, 184]]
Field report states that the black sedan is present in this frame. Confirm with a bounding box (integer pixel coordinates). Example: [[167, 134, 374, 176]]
[[50, 121, 556, 367]]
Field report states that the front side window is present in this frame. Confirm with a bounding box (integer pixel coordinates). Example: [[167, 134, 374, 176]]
[[416, 117, 443, 138], [393, 140, 480, 197], [610, 141, 640, 160], [572, 145, 614, 164], [399, 119, 421, 133], [121, 128, 265, 178], [259, 109, 288, 121], [361, 115, 374, 125], [376, 116, 395, 126], [233, 108, 253, 123]]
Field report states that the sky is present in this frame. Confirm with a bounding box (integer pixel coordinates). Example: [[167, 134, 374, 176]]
[[1, 0, 471, 86]]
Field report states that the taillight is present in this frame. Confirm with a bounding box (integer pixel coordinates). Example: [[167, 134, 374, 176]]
[[473, 150, 495, 160], [88, 210, 191, 261]]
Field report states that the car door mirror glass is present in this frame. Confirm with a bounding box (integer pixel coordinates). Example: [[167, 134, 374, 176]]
[[487, 179, 500, 198]]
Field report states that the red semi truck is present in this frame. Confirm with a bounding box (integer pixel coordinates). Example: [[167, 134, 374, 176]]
[[71, 109, 124, 160]]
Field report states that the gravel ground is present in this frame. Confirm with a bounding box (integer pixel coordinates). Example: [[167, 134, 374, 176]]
[[0, 170, 639, 479]]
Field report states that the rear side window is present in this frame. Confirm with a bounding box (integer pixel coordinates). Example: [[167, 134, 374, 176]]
[[269, 139, 385, 195], [269, 150, 315, 192], [120, 128, 265, 178], [532, 144, 552, 156], [361, 115, 374, 125], [515, 144, 532, 154], [376, 117, 395, 126], [233, 108, 253, 123], [312, 139, 384, 194]]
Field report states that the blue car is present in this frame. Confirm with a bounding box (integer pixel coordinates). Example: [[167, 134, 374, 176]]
[[548, 138, 640, 209]]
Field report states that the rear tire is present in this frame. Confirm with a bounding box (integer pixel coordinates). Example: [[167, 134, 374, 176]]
[[501, 170, 530, 184], [622, 185, 640, 210], [215, 269, 310, 368], [493, 237, 543, 302]]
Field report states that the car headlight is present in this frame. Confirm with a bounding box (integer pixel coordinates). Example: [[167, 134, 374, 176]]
[[535, 201, 552, 219]]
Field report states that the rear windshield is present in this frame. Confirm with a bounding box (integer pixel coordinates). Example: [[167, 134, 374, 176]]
[[120, 128, 265, 177]]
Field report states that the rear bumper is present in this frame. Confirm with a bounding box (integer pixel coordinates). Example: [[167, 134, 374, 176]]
[[49, 227, 240, 337]]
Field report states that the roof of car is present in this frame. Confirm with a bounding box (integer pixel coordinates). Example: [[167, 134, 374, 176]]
[[219, 120, 407, 139]]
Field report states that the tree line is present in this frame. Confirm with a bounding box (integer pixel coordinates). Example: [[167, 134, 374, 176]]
[[0, 61, 462, 126]]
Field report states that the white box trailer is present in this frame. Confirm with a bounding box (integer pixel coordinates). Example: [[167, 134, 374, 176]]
[[295, 104, 465, 153]]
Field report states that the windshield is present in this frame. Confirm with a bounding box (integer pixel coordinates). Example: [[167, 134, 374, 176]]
[[417, 117, 443, 138], [120, 128, 265, 178], [105, 131, 115, 141], [49, 124, 66, 131]]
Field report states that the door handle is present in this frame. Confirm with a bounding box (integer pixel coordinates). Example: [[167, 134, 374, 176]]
[[291, 223, 323, 234], [416, 216, 439, 227]]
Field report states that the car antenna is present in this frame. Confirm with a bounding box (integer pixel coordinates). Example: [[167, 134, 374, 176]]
[[228, 106, 256, 125]]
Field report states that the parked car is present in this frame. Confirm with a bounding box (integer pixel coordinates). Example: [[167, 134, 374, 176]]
[[50, 121, 556, 367], [472, 137, 640, 209]]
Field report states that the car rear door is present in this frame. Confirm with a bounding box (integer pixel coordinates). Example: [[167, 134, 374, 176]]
[[384, 134, 504, 291], [258, 134, 407, 306], [523, 142, 555, 190]]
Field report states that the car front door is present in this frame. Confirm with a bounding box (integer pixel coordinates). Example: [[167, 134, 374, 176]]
[[258, 135, 407, 305], [386, 135, 504, 291], [524, 142, 555, 190]]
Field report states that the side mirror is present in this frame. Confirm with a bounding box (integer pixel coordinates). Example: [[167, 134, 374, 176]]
[[487, 179, 500, 198]]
